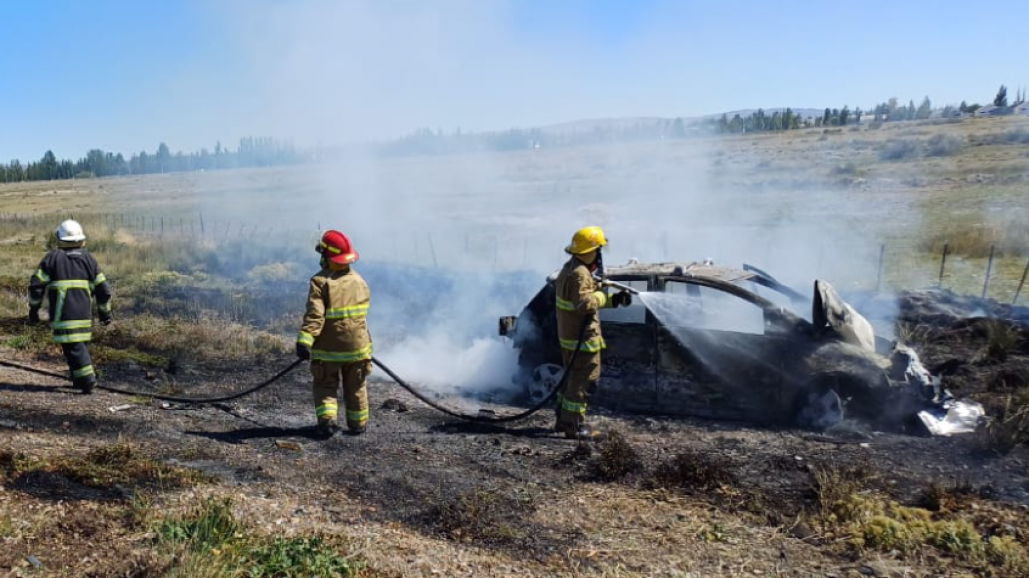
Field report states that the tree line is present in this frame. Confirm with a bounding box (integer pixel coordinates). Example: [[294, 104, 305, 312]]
[[4, 85, 1025, 172], [0, 137, 302, 183]]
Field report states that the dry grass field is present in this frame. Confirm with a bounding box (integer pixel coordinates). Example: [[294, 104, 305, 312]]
[[2, 115, 1029, 577]]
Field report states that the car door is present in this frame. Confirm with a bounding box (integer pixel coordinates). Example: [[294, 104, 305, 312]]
[[652, 279, 795, 421], [592, 277, 659, 413]]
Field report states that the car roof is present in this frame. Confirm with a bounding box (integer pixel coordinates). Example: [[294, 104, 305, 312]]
[[605, 260, 757, 284]]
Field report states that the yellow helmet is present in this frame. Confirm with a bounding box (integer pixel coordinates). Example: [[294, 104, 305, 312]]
[[565, 226, 608, 254]]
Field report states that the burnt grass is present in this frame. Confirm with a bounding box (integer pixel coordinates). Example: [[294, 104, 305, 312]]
[[4, 289, 1029, 574]]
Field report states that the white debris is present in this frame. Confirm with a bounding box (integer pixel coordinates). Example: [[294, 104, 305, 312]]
[[918, 400, 986, 436]]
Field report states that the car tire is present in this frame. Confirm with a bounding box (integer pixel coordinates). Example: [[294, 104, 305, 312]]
[[528, 363, 564, 403]]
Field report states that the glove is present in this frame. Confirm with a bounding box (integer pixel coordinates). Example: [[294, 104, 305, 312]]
[[99, 311, 113, 326], [28, 308, 40, 324], [611, 291, 632, 308], [296, 342, 311, 361]]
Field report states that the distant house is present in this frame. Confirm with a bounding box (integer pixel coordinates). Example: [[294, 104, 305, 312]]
[[975, 104, 1017, 117], [974, 104, 998, 117]]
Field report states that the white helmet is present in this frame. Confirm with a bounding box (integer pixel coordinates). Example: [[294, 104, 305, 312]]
[[55, 219, 86, 242]]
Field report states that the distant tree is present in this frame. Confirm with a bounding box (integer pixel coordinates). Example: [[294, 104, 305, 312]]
[[916, 96, 932, 119], [994, 85, 1008, 107], [40, 150, 58, 180], [823, 108, 831, 126], [839, 106, 850, 126], [156, 142, 171, 173], [671, 117, 686, 138], [8, 160, 24, 182], [854, 107, 863, 124]]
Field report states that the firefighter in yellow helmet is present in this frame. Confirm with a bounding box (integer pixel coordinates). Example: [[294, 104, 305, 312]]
[[296, 230, 373, 438], [554, 226, 631, 439]]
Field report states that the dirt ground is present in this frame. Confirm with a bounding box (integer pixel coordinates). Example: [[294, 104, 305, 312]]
[[2, 291, 1029, 577]]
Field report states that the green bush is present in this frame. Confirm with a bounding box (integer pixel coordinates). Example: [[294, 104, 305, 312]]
[[240, 537, 356, 578], [158, 497, 241, 552]]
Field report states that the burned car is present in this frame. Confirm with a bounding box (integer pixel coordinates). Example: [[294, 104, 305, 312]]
[[499, 260, 979, 433]]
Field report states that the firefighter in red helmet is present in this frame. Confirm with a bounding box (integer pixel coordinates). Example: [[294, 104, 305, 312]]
[[296, 230, 373, 438]]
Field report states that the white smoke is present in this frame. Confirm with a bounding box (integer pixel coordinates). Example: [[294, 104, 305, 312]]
[[376, 333, 521, 399]]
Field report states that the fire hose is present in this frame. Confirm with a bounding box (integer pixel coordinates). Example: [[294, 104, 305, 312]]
[[0, 357, 304, 403], [0, 319, 589, 422]]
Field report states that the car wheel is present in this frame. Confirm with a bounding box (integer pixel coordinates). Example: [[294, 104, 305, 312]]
[[528, 363, 564, 403], [794, 386, 844, 431]]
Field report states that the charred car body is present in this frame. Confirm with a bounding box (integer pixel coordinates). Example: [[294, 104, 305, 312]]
[[499, 261, 978, 433]]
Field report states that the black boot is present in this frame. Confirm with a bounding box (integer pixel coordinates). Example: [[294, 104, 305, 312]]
[[316, 420, 340, 440], [76, 375, 97, 395]]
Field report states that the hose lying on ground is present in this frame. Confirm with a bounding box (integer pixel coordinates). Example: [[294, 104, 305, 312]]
[[370, 317, 589, 424], [0, 320, 587, 422], [0, 357, 303, 404]]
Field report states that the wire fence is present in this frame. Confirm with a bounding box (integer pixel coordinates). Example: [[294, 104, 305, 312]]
[[2, 211, 1027, 305]]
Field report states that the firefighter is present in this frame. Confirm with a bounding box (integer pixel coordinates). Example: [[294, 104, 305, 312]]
[[554, 226, 631, 439], [28, 220, 113, 394], [295, 230, 373, 438]]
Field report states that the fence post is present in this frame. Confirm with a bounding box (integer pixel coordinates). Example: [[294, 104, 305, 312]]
[[981, 245, 995, 299], [1014, 257, 1029, 305], [427, 234, 439, 268], [937, 243, 949, 287], [875, 244, 885, 292]]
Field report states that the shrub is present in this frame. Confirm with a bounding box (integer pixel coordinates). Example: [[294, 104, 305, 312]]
[[981, 319, 1024, 363], [986, 535, 1029, 576], [649, 449, 735, 492], [427, 487, 536, 545], [918, 218, 1029, 258], [158, 497, 241, 552], [239, 536, 356, 577], [976, 389, 1029, 455], [879, 139, 921, 161], [925, 133, 965, 157], [592, 430, 642, 480]]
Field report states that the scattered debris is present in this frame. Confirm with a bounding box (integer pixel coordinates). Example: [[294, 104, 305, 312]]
[[274, 440, 303, 452], [918, 400, 986, 436], [108, 404, 133, 413], [380, 398, 410, 412]]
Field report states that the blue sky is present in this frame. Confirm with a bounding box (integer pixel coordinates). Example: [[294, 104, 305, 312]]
[[0, 0, 1024, 161]]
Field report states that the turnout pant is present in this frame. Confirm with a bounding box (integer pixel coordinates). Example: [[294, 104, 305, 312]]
[[311, 359, 371, 429], [61, 342, 95, 386], [555, 350, 601, 434]]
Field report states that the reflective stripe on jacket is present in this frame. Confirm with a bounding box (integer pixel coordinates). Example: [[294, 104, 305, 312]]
[[297, 267, 372, 362], [555, 256, 608, 353], [28, 248, 112, 343]]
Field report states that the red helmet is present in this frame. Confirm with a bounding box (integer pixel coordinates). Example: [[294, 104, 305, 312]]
[[317, 230, 359, 265]]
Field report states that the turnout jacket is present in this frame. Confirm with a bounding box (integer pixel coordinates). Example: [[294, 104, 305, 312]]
[[297, 267, 372, 363], [29, 248, 112, 344], [555, 257, 611, 353]]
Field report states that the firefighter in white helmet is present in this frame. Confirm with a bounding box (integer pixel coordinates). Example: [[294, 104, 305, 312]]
[[554, 226, 631, 439], [28, 220, 113, 393]]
